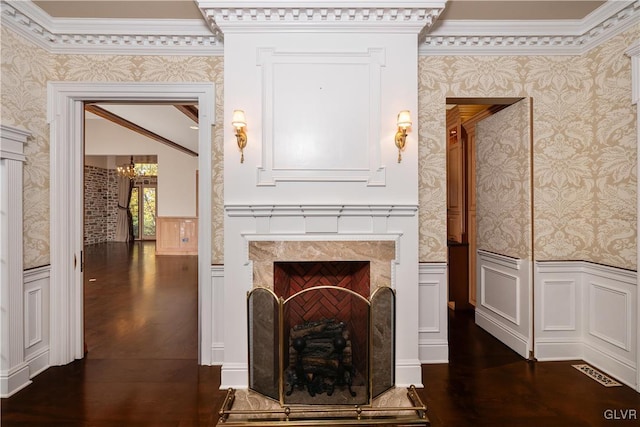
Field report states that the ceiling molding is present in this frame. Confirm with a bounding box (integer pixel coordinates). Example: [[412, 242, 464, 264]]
[[1, 0, 637, 56], [420, 0, 639, 55], [1, 0, 223, 55], [198, 1, 447, 34]]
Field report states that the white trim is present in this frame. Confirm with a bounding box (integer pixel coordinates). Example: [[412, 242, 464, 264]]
[[1, 0, 223, 55], [628, 38, 640, 393], [208, 265, 224, 366], [2, 0, 637, 56], [0, 125, 30, 397], [418, 262, 448, 364], [201, 2, 445, 34], [475, 309, 529, 357], [420, 0, 639, 55], [395, 358, 424, 389], [47, 82, 215, 367], [534, 260, 638, 390], [225, 204, 418, 217]]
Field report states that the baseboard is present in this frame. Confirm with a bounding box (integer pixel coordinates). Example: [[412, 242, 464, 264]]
[[535, 339, 583, 361], [475, 310, 529, 358], [0, 363, 32, 398], [583, 342, 637, 389], [419, 340, 448, 363], [395, 358, 423, 388], [220, 362, 249, 390], [26, 348, 50, 379]]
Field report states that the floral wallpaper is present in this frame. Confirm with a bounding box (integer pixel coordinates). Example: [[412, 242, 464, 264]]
[[2, 24, 638, 271], [418, 27, 638, 270], [1, 27, 225, 267], [1, 27, 54, 269], [475, 99, 532, 260]]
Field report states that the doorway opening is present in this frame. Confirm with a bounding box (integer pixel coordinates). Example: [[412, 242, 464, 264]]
[[445, 97, 534, 359], [82, 102, 200, 361], [48, 82, 214, 366]]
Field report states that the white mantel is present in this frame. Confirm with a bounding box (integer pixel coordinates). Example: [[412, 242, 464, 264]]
[[215, 1, 443, 389]]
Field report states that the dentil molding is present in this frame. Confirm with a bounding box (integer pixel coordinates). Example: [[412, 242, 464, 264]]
[[1, 0, 638, 56], [199, 1, 446, 34]]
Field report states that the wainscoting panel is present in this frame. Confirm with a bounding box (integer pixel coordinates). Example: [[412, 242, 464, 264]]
[[535, 262, 584, 360], [535, 261, 637, 389], [23, 266, 50, 379], [418, 263, 448, 363], [476, 250, 530, 358], [207, 265, 225, 366], [541, 279, 577, 332], [588, 283, 631, 351], [583, 263, 637, 388]]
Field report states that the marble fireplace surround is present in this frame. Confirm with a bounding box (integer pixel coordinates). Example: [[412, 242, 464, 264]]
[[248, 240, 396, 293]]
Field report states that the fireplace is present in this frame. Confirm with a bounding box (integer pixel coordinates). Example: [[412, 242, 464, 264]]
[[247, 241, 396, 406]]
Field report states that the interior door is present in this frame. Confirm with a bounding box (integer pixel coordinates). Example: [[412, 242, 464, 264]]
[[474, 98, 533, 359]]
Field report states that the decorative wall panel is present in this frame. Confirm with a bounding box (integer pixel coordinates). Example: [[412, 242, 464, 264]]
[[541, 280, 577, 332], [257, 48, 385, 186], [588, 283, 631, 351]]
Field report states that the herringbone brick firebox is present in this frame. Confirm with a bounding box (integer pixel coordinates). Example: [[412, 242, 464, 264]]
[[275, 261, 370, 391]]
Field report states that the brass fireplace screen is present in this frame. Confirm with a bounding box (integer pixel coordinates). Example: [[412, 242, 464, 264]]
[[247, 284, 396, 406]]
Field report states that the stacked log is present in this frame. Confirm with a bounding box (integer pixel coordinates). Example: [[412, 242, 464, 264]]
[[288, 319, 353, 373]]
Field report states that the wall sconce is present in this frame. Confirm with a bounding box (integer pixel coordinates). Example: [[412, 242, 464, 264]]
[[232, 109, 247, 163], [395, 110, 412, 163]]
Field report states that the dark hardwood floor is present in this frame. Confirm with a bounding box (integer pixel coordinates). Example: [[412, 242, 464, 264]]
[[2, 241, 225, 427], [2, 241, 639, 426]]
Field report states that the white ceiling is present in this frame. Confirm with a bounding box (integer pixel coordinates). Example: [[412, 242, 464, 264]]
[[86, 104, 199, 155]]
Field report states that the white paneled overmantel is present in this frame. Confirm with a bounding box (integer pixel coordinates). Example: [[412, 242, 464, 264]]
[[219, 2, 428, 390], [0, 125, 30, 397], [255, 47, 386, 186]]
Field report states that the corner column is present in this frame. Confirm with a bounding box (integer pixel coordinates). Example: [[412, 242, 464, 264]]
[[0, 125, 30, 397]]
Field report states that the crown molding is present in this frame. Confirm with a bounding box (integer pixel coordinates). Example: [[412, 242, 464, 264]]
[[198, 1, 446, 34], [1, 0, 637, 56], [420, 0, 639, 56], [1, 0, 223, 55]]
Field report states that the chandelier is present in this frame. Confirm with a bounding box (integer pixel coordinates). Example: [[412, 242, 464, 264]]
[[117, 156, 138, 179]]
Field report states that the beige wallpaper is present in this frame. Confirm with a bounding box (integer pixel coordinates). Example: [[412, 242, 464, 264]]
[[1, 27, 225, 267], [476, 99, 532, 260], [418, 26, 638, 270], [2, 25, 638, 271]]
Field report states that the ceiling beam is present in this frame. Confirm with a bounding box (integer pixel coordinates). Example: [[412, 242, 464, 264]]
[[85, 104, 198, 157], [174, 104, 199, 124]]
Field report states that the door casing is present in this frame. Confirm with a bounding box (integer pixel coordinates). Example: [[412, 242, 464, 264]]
[[48, 82, 215, 365]]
